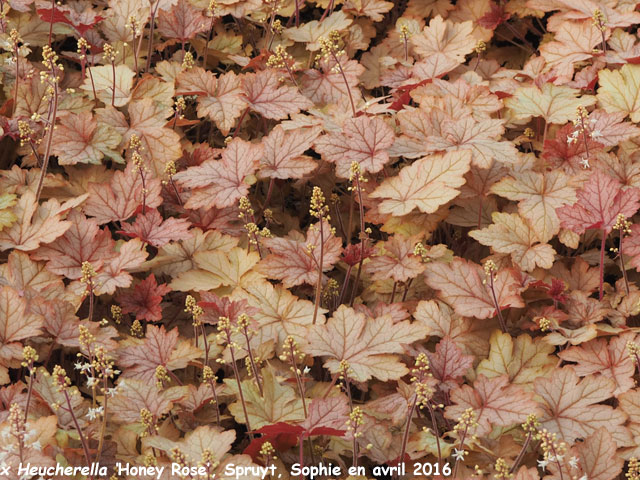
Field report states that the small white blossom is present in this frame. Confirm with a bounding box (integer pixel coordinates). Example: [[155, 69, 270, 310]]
[[579, 157, 590, 169], [452, 448, 466, 461], [569, 456, 579, 468], [537, 458, 549, 468]]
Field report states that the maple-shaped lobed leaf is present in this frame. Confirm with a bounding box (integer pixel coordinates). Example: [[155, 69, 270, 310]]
[[534, 367, 633, 447], [424, 257, 525, 319], [119, 208, 192, 248], [37, 5, 103, 35], [364, 234, 426, 283], [118, 325, 200, 383], [314, 115, 395, 179], [116, 274, 171, 323], [157, 0, 209, 43], [505, 83, 596, 124], [304, 305, 428, 382], [258, 220, 342, 288], [242, 69, 313, 120], [370, 150, 472, 216], [49, 111, 122, 165], [445, 374, 540, 436], [427, 337, 473, 392], [597, 63, 640, 123], [556, 169, 640, 234], [259, 125, 322, 180], [469, 212, 556, 272], [84, 161, 162, 224], [174, 137, 263, 210]]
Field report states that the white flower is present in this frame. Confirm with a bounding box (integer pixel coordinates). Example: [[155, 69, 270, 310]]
[[579, 157, 590, 169], [578, 475, 588, 480], [74, 361, 84, 370], [31, 440, 42, 451], [590, 129, 602, 138], [555, 454, 564, 462], [86, 406, 104, 421], [303, 366, 311, 375], [107, 387, 118, 398], [452, 448, 466, 461], [569, 456, 579, 469], [86, 377, 98, 388], [537, 458, 549, 468]]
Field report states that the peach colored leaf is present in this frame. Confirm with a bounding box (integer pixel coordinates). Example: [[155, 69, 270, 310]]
[[50, 111, 122, 165], [157, 0, 208, 42], [144, 228, 238, 278], [370, 150, 472, 216], [32, 209, 116, 279], [469, 212, 556, 271], [414, 300, 493, 358], [146, 425, 235, 464], [300, 397, 350, 432], [81, 64, 135, 107], [571, 428, 623, 480], [539, 21, 602, 75], [314, 115, 395, 179], [176, 68, 245, 135], [557, 169, 640, 235], [505, 83, 596, 124], [174, 137, 263, 210], [226, 366, 304, 429], [94, 238, 148, 295], [0, 193, 16, 232], [0, 191, 87, 252], [126, 98, 183, 175], [534, 367, 633, 447], [119, 209, 192, 248], [301, 53, 364, 106], [233, 280, 326, 349], [476, 330, 555, 385], [445, 375, 540, 436], [597, 63, 640, 123], [427, 337, 473, 392], [304, 305, 428, 382], [258, 220, 342, 288], [242, 69, 313, 120], [425, 116, 518, 168], [0, 286, 43, 344], [491, 170, 576, 243], [109, 379, 187, 424], [364, 234, 425, 283], [343, 0, 392, 21], [558, 333, 636, 396], [84, 161, 162, 224], [283, 10, 352, 51], [119, 325, 200, 383], [170, 246, 262, 291], [0, 251, 62, 300], [259, 125, 322, 179], [424, 258, 524, 319], [411, 15, 475, 62], [588, 110, 640, 147]]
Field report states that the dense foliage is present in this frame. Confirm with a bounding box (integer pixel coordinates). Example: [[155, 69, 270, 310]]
[[1, 0, 640, 478]]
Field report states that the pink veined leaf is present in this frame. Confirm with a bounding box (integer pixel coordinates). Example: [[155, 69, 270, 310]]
[[119, 209, 192, 248], [174, 137, 263, 210], [556, 169, 640, 234], [84, 162, 162, 225], [257, 219, 342, 288], [427, 337, 474, 392], [445, 374, 541, 436], [314, 115, 395, 179], [156, 0, 209, 43], [36, 5, 103, 35], [259, 125, 322, 180], [31, 209, 116, 280], [424, 257, 525, 319], [241, 69, 314, 120]]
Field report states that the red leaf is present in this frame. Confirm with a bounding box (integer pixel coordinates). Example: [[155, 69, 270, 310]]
[[117, 274, 171, 323], [36, 7, 103, 35]]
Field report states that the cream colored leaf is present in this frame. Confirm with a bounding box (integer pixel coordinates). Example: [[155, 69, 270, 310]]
[[505, 83, 596, 124], [597, 63, 640, 123], [81, 64, 135, 107], [370, 150, 472, 215], [469, 212, 556, 271]]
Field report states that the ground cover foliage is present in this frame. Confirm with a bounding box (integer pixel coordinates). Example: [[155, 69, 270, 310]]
[[2, 0, 640, 478]]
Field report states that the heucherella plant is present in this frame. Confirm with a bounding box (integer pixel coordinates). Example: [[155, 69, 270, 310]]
[[2, 0, 640, 479]]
